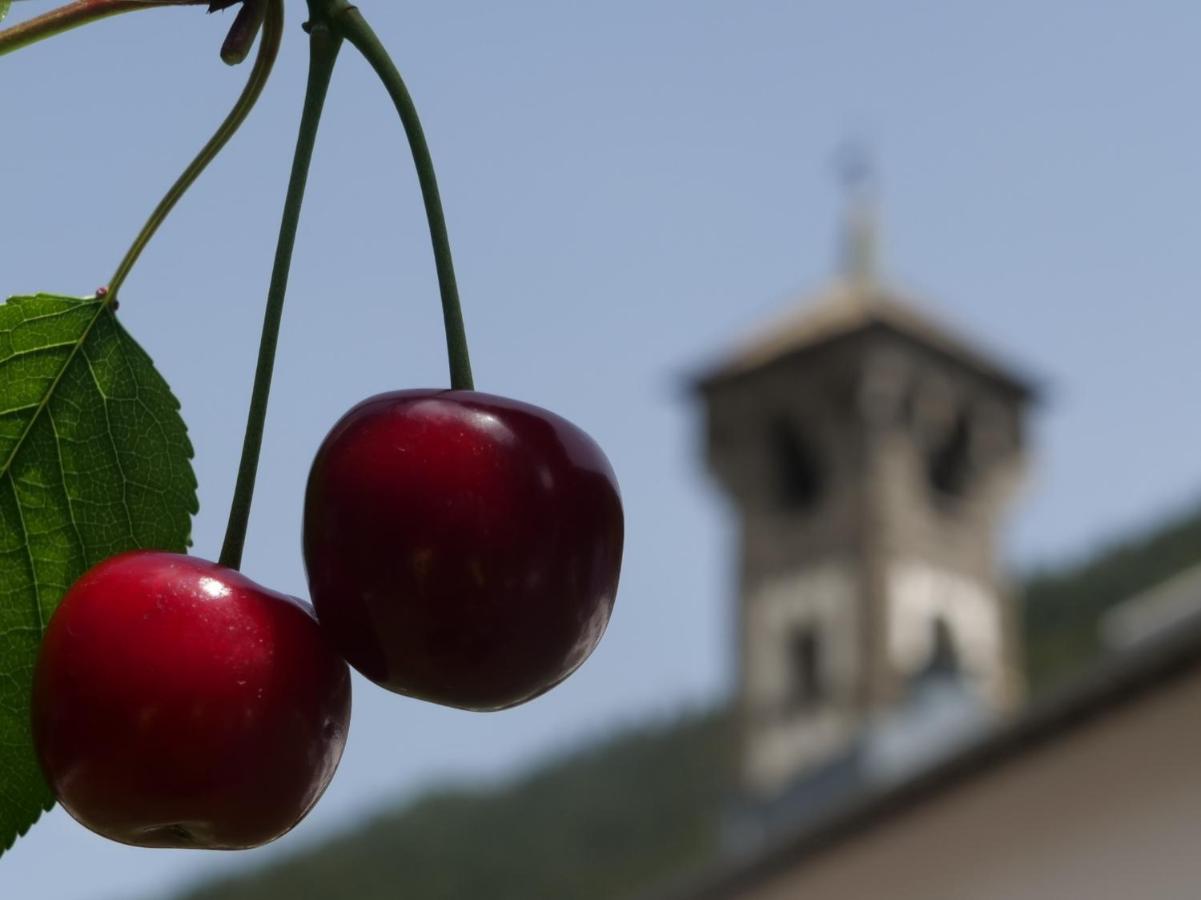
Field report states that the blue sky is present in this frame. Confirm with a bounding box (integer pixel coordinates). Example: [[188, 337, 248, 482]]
[[4, 2, 1201, 897]]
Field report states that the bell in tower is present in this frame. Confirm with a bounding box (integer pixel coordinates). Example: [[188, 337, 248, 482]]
[[696, 162, 1036, 806]]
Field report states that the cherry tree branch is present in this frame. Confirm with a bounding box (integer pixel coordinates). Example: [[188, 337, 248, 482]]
[[0, 0, 208, 57]]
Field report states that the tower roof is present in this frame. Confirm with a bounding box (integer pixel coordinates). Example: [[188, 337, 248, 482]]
[[698, 151, 1038, 399], [695, 277, 1038, 400]]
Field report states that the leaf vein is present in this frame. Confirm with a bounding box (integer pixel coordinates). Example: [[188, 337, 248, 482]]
[[46, 405, 87, 570], [5, 472, 43, 634], [0, 302, 108, 484]]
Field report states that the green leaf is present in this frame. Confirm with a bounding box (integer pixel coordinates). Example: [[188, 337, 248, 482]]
[[0, 2, 10, 26], [0, 293, 197, 857]]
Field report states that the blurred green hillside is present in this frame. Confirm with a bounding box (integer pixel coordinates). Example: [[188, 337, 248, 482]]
[[175, 500, 1201, 900], [178, 711, 732, 900], [1021, 499, 1201, 693]]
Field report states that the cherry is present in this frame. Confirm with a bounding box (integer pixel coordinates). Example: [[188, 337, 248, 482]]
[[303, 389, 624, 711], [32, 551, 351, 850]]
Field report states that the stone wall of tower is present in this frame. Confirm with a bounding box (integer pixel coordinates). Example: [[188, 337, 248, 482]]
[[705, 337, 873, 794], [854, 327, 1027, 712]]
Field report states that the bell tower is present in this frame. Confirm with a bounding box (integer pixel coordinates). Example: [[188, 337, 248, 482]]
[[697, 170, 1034, 798]]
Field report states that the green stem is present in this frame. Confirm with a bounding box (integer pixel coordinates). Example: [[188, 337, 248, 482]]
[[0, 0, 204, 58], [218, 15, 342, 571], [107, 0, 284, 299], [333, 5, 474, 391]]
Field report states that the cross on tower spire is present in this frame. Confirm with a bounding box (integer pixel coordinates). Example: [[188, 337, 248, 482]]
[[835, 141, 878, 284]]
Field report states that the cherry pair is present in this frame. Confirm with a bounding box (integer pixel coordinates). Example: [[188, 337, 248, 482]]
[[33, 390, 623, 849]]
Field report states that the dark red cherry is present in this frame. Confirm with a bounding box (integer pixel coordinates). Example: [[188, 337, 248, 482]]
[[32, 551, 351, 849], [303, 390, 624, 711]]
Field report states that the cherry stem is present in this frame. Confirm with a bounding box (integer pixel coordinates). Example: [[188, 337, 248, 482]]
[[218, 12, 343, 571], [106, 0, 283, 300], [331, 5, 475, 391], [0, 0, 205, 58]]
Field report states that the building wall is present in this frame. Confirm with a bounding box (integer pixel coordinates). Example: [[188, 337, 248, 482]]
[[731, 666, 1201, 900]]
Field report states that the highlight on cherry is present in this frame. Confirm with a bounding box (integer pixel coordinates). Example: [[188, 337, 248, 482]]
[[0, 0, 623, 856]]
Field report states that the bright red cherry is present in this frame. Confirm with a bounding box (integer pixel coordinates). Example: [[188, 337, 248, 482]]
[[32, 551, 351, 849], [303, 389, 624, 711]]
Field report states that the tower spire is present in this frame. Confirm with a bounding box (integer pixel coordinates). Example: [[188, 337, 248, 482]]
[[835, 142, 878, 284]]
